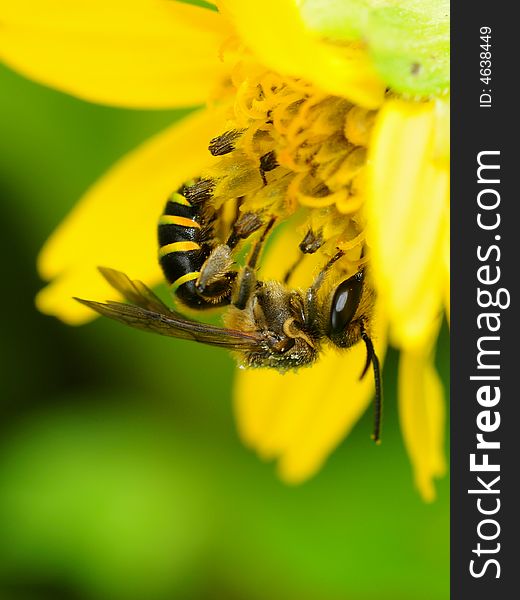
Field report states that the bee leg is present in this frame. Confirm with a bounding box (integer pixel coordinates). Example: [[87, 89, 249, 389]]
[[283, 255, 305, 285], [195, 211, 270, 304], [360, 327, 383, 444], [306, 249, 345, 324], [226, 210, 264, 250], [232, 216, 276, 310], [283, 228, 324, 284], [192, 210, 266, 305], [208, 129, 244, 156], [300, 228, 325, 255], [196, 244, 235, 298], [259, 150, 278, 185]]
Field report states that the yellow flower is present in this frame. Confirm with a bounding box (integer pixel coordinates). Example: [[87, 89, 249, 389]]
[[1, 0, 449, 500]]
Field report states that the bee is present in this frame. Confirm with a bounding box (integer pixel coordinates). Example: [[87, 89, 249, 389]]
[[76, 178, 382, 441]]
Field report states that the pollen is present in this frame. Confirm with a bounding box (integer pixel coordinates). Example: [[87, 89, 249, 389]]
[[204, 56, 378, 268]]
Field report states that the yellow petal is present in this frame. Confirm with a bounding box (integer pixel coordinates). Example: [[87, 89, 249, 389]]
[[0, 0, 230, 108], [434, 98, 450, 164], [366, 100, 449, 349], [36, 106, 229, 324], [442, 209, 450, 324], [233, 224, 387, 483], [217, 0, 385, 109], [398, 342, 446, 502]]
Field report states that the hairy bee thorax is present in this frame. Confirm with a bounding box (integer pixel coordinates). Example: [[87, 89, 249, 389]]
[[223, 280, 319, 371]]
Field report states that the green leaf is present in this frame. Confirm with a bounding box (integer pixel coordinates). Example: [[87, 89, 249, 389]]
[[299, 0, 449, 97], [298, 0, 371, 40]]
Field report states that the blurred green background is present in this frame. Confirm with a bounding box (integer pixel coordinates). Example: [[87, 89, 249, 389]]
[[0, 58, 449, 600]]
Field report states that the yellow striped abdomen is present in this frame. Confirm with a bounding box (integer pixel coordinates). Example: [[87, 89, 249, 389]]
[[157, 180, 229, 309]]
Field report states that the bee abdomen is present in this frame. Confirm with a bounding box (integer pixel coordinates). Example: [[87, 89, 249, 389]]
[[158, 183, 228, 308]]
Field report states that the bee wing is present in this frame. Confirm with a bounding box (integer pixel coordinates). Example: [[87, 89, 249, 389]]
[[75, 298, 263, 351], [97, 267, 176, 316], [76, 267, 263, 350]]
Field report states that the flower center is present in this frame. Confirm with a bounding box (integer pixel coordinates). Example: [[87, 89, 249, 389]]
[[205, 56, 378, 265]]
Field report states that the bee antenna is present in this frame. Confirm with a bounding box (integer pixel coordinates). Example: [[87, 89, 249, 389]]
[[360, 330, 383, 444], [359, 336, 373, 380]]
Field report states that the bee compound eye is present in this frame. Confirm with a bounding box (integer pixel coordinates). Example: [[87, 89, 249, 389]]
[[329, 273, 364, 334]]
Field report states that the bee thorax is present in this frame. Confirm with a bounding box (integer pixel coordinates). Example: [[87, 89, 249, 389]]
[[224, 280, 318, 371]]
